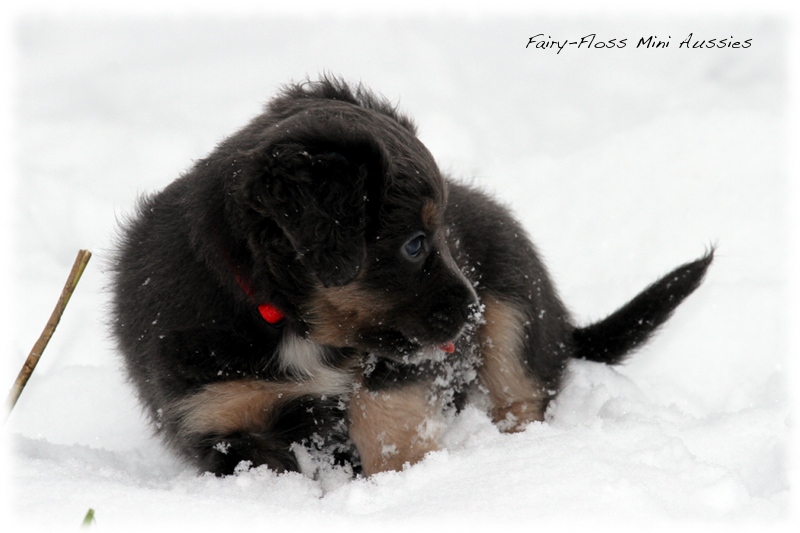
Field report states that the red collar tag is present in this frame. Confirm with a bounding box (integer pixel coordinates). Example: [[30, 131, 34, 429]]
[[233, 271, 285, 325], [257, 303, 285, 325]]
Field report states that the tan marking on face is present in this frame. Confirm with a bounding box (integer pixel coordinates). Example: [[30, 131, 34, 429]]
[[305, 282, 392, 347], [348, 378, 442, 476], [421, 198, 442, 232], [478, 295, 548, 432]]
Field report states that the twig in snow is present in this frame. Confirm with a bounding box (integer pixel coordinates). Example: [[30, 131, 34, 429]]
[[4, 249, 92, 421], [81, 508, 96, 528]]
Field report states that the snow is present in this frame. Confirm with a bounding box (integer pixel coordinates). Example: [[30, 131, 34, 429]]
[[1, 7, 794, 532]]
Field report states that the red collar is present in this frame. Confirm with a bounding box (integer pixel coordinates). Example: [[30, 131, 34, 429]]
[[256, 302, 285, 324], [232, 270, 285, 325]]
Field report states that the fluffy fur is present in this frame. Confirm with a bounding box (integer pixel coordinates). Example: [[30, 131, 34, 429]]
[[111, 77, 712, 476]]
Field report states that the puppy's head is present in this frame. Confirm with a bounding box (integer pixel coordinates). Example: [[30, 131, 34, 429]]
[[238, 79, 478, 361]]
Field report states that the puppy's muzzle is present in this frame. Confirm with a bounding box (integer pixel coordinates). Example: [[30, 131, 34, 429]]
[[423, 278, 479, 345]]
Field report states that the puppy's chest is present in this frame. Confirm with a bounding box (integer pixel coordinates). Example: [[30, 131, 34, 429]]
[[274, 332, 356, 396]]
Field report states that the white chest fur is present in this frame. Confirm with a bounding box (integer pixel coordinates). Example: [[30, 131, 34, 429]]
[[276, 333, 353, 396]]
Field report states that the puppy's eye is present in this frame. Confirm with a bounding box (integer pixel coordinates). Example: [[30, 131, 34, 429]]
[[402, 232, 427, 260]]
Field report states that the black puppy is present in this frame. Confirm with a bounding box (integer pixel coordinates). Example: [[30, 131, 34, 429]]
[[111, 77, 712, 476]]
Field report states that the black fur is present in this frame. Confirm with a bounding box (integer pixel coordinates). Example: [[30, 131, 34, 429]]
[[111, 76, 711, 476], [573, 250, 714, 364]]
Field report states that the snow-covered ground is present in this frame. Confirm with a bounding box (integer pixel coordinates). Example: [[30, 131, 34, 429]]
[[1, 8, 792, 532]]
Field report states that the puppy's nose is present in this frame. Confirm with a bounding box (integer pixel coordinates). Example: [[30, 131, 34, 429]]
[[455, 284, 479, 322], [425, 282, 479, 341]]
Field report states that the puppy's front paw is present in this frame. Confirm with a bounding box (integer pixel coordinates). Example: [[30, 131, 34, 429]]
[[492, 400, 545, 433]]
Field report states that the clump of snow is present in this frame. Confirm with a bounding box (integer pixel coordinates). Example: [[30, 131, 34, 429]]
[[2, 11, 791, 532]]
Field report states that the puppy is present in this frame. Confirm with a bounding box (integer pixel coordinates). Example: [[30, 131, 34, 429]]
[[111, 76, 712, 477]]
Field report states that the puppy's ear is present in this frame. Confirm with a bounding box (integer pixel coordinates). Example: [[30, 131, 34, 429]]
[[247, 137, 384, 287]]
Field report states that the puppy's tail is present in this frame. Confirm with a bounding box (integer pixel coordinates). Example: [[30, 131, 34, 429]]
[[572, 248, 714, 365]]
